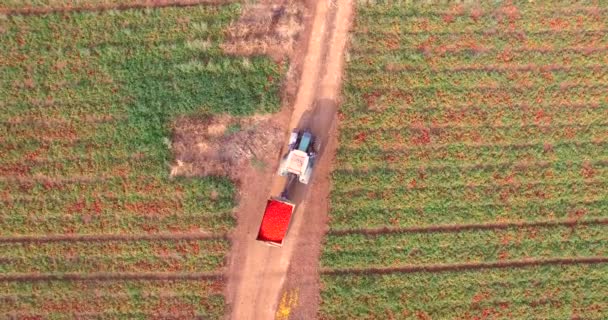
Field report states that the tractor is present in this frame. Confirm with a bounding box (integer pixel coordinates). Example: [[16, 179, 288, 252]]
[[277, 129, 318, 187], [256, 129, 318, 246]]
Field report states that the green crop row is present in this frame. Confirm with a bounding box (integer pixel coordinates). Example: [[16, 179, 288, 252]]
[[336, 140, 608, 170], [342, 81, 608, 107], [338, 122, 607, 149], [332, 158, 608, 192], [0, 0, 231, 10], [341, 85, 608, 115], [0, 239, 229, 273], [2, 133, 160, 164], [1, 176, 236, 235], [1, 142, 145, 164], [356, 15, 608, 37], [355, 1, 608, 33], [0, 174, 232, 200], [0, 210, 236, 235], [347, 68, 608, 95], [355, 1, 608, 19], [322, 224, 607, 268], [329, 194, 608, 229], [340, 104, 608, 132], [352, 29, 608, 56], [350, 46, 608, 68], [0, 279, 225, 318], [319, 264, 608, 319], [2, 176, 234, 212], [333, 178, 608, 211], [1, 4, 238, 52], [2, 155, 163, 176]]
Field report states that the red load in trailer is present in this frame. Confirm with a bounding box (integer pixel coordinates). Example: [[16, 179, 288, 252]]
[[256, 198, 295, 247]]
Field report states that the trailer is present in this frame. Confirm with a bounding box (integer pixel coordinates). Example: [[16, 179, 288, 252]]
[[256, 130, 317, 247], [256, 197, 296, 247]]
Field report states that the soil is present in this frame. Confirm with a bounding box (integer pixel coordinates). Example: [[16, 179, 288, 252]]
[[170, 114, 284, 181], [221, 0, 307, 61], [221, 0, 354, 318]]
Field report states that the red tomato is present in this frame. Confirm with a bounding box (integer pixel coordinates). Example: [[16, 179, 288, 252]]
[[256, 200, 294, 244]]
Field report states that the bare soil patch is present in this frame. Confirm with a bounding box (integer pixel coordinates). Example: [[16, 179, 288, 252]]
[[221, 0, 307, 61], [170, 114, 284, 181]]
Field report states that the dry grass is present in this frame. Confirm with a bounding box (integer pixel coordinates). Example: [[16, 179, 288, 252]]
[[170, 114, 284, 180], [221, 0, 306, 60]]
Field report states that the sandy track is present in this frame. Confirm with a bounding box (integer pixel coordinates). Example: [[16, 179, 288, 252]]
[[224, 0, 353, 318], [328, 218, 608, 236], [274, 0, 353, 319], [321, 257, 608, 276]]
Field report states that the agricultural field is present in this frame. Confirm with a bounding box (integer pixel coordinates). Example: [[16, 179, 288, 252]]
[[320, 1, 608, 319], [0, 0, 222, 13], [0, 1, 282, 318]]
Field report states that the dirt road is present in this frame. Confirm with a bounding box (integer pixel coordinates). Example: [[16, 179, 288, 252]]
[[224, 0, 353, 318]]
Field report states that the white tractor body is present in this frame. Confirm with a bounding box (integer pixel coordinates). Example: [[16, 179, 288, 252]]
[[277, 130, 316, 185]]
